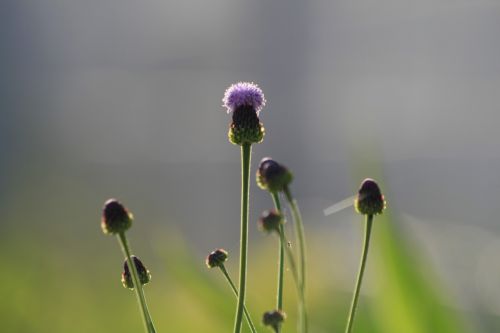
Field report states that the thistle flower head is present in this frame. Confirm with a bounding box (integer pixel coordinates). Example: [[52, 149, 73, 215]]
[[354, 178, 386, 215], [258, 209, 283, 234], [101, 199, 133, 235], [223, 82, 266, 145], [121, 255, 151, 290], [206, 248, 228, 268], [256, 158, 293, 193], [223, 82, 266, 114], [262, 310, 286, 332]]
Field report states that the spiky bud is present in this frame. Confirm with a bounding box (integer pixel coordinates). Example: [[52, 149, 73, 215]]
[[223, 82, 266, 146], [354, 178, 386, 215], [258, 210, 283, 233], [121, 256, 151, 290], [256, 158, 293, 193], [262, 310, 286, 332], [101, 199, 133, 235], [206, 248, 228, 268], [228, 105, 265, 145]]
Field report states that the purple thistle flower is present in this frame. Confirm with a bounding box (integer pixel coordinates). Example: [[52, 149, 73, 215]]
[[223, 82, 266, 114]]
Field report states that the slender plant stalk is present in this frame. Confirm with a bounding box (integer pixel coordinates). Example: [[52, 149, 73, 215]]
[[345, 214, 374, 333], [271, 192, 285, 333], [278, 232, 299, 291], [279, 230, 307, 333], [117, 232, 156, 333], [283, 186, 308, 333], [233, 143, 252, 333], [219, 265, 258, 333], [283, 187, 306, 289], [271, 192, 285, 311]]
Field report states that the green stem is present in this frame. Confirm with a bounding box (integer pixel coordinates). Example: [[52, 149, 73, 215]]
[[345, 214, 373, 333], [219, 265, 258, 333], [271, 192, 285, 312], [278, 232, 299, 291], [117, 232, 157, 333], [279, 232, 306, 333], [271, 192, 285, 333], [233, 143, 252, 333], [283, 186, 308, 333], [283, 187, 306, 290]]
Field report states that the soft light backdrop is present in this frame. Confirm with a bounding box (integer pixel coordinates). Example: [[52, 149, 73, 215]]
[[1, 0, 500, 332]]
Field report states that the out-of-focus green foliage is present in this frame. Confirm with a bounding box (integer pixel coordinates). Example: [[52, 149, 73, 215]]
[[0, 216, 474, 333], [370, 212, 470, 333]]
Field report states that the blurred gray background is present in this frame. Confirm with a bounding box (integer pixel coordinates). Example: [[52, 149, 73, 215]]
[[1, 0, 500, 331]]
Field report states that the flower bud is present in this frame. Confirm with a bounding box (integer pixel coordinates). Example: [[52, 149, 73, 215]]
[[262, 310, 286, 332], [223, 82, 266, 146], [121, 255, 151, 290], [206, 248, 228, 268], [101, 199, 133, 235], [258, 210, 283, 233], [354, 178, 386, 215], [256, 158, 293, 193]]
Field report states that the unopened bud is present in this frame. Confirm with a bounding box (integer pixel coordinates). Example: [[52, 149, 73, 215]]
[[121, 255, 151, 290], [354, 178, 386, 215], [256, 158, 293, 193], [258, 210, 283, 233], [262, 310, 286, 332], [101, 199, 133, 235], [206, 248, 228, 268]]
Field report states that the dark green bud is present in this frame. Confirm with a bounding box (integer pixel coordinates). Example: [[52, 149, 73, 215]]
[[256, 158, 293, 193], [354, 178, 386, 215], [206, 248, 228, 268], [101, 199, 133, 235], [121, 256, 151, 290], [262, 310, 286, 332], [228, 105, 265, 145], [258, 210, 283, 233]]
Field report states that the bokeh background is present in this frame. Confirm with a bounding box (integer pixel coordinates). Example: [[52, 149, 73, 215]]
[[2, 0, 500, 332]]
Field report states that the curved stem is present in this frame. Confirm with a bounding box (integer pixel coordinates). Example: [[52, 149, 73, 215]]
[[117, 232, 157, 333], [278, 232, 299, 291], [219, 265, 258, 333], [279, 231, 306, 333], [345, 214, 373, 333], [233, 143, 252, 333], [283, 186, 308, 333], [271, 192, 285, 312], [283, 187, 306, 290]]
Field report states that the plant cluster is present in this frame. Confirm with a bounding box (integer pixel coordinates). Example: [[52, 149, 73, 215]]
[[100, 82, 386, 333]]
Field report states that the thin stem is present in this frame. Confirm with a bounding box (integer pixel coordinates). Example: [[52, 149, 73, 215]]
[[345, 214, 373, 333], [271, 192, 285, 312], [278, 232, 299, 290], [271, 192, 285, 333], [279, 231, 306, 333], [233, 143, 252, 333], [219, 265, 258, 333], [283, 187, 306, 290], [283, 186, 308, 333], [117, 232, 157, 333]]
